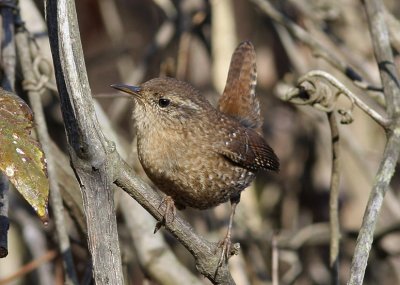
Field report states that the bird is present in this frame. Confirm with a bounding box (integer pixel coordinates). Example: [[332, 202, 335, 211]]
[[111, 41, 279, 265]]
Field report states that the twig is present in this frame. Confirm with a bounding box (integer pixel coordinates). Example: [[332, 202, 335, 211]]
[[364, 1, 400, 117], [383, 6, 400, 53], [15, 29, 79, 285], [348, 134, 400, 285], [0, 250, 57, 285], [0, 174, 9, 258], [272, 234, 279, 285], [348, 0, 400, 284], [327, 112, 340, 285]]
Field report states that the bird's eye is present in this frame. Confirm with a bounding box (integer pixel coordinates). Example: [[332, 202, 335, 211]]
[[158, 98, 170, 108]]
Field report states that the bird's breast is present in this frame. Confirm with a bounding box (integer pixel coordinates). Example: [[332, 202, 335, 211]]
[[137, 128, 255, 209]]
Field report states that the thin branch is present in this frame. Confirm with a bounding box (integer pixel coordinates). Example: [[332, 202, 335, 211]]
[[15, 30, 78, 285], [347, 134, 400, 285], [0, 250, 57, 285], [327, 112, 340, 285], [348, 0, 400, 284], [272, 234, 279, 285], [364, 0, 400, 117]]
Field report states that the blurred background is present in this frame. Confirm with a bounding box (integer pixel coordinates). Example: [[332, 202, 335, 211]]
[[0, 0, 400, 284]]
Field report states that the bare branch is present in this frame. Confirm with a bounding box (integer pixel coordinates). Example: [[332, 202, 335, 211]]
[[364, 0, 400, 117], [45, 0, 124, 283], [327, 112, 340, 285], [348, 0, 400, 284]]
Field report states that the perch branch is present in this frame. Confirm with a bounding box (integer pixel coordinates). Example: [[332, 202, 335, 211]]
[[115, 162, 236, 285]]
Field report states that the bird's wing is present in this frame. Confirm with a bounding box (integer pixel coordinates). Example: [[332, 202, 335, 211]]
[[216, 127, 279, 172], [218, 41, 261, 131]]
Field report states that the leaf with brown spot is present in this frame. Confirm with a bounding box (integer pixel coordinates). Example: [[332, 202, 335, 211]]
[[0, 88, 49, 221]]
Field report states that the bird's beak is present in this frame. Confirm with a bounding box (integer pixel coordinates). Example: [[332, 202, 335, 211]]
[[111, 84, 141, 96]]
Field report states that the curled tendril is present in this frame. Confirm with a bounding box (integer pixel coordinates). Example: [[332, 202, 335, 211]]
[[22, 36, 57, 94], [285, 70, 358, 124]]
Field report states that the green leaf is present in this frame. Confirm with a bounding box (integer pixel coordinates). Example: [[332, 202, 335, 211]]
[[0, 89, 49, 221]]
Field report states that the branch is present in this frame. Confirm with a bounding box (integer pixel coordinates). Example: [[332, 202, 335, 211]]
[[327, 112, 340, 285], [0, 250, 57, 285], [348, 134, 400, 285], [45, 0, 123, 283], [348, 0, 400, 284], [364, 0, 400, 117]]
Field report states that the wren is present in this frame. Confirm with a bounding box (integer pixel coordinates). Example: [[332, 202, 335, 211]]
[[112, 41, 279, 264]]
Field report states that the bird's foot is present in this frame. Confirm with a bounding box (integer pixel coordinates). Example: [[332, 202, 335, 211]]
[[154, 196, 176, 233], [215, 233, 240, 267]]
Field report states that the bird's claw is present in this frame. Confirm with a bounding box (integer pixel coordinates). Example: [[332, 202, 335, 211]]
[[154, 196, 176, 233], [215, 236, 240, 267]]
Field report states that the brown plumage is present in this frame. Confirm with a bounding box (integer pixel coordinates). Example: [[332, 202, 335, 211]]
[[112, 41, 279, 264]]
